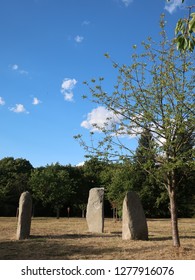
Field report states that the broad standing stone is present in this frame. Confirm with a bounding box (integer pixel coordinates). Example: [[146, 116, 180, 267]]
[[16, 191, 32, 240], [122, 191, 148, 240], [86, 188, 104, 233]]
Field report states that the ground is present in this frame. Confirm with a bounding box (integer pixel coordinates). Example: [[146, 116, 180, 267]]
[[0, 217, 194, 260]]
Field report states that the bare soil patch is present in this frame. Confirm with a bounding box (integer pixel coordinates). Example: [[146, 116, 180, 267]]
[[0, 217, 194, 260]]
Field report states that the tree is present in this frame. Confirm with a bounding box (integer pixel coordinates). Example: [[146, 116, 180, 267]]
[[83, 157, 107, 188], [63, 164, 89, 217], [0, 157, 33, 215], [75, 16, 195, 246], [29, 163, 74, 218], [173, 125, 195, 217], [102, 163, 134, 219], [134, 127, 156, 169], [132, 128, 163, 217]]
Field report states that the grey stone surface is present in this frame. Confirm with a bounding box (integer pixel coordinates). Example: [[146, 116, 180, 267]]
[[86, 188, 104, 233], [122, 191, 148, 240], [16, 191, 32, 240]]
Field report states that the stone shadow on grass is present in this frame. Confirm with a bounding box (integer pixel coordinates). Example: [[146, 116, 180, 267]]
[[0, 240, 120, 260], [0, 236, 194, 260], [149, 235, 195, 241], [30, 231, 195, 241], [30, 232, 121, 240]]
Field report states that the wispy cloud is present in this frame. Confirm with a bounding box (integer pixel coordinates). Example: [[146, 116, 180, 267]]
[[82, 20, 90, 26], [0, 97, 5, 105], [74, 35, 84, 43], [121, 0, 133, 7], [19, 69, 28, 75], [61, 78, 77, 102], [164, 0, 184, 14], [10, 64, 29, 75], [32, 97, 41, 105], [9, 104, 29, 114]]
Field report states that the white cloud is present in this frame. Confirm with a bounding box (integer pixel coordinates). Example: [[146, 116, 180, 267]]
[[64, 92, 74, 102], [9, 104, 29, 114], [121, 0, 133, 7], [0, 97, 5, 105], [76, 161, 85, 167], [74, 35, 84, 43], [81, 106, 145, 139], [12, 64, 19, 70], [164, 0, 183, 14], [81, 106, 121, 132], [32, 97, 41, 105], [61, 78, 77, 91], [61, 78, 77, 102]]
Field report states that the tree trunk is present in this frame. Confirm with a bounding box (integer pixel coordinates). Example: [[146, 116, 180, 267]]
[[56, 208, 60, 219], [115, 207, 118, 222], [32, 204, 35, 217], [168, 172, 180, 247], [112, 208, 115, 220], [169, 192, 180, 247], [16, 207, 19, 218]]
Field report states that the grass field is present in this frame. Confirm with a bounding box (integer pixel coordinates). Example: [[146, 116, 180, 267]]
[[0, 217, 194, 260]]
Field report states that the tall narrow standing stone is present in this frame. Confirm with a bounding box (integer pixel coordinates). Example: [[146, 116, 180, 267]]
[[122, 191, 148, 240], [16, 191, 32, 240], [86, 188, 104, 233]]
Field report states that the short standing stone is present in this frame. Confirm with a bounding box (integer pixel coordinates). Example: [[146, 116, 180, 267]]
[[16, 191, 32, 240], [86, 188, 104, 233], [122, 191, 148, 240]]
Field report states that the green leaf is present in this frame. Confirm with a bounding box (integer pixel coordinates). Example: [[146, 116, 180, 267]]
[[176, 35, 185, 51], [184, 38, 189, 50], [188, 39, 195, 52], [104, 53, 110, 59], [189, 15, 195, 33], [175, 19, 184, 35]]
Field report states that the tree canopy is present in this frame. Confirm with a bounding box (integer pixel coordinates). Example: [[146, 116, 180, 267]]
[[29, 163, 74, 218]]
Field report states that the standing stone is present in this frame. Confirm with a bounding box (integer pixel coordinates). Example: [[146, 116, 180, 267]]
[[16, 191, 32, 240], [86, 188, 104, 233], [122, 191, 148, 240]]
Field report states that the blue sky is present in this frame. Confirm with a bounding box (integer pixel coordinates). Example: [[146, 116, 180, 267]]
[[0, 0, 193, 167]]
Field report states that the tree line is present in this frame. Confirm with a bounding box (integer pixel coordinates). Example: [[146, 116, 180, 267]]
[[0, 127, 194, 219]]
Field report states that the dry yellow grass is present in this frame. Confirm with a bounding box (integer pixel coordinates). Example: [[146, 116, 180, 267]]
[[0, 217, 194, 260]]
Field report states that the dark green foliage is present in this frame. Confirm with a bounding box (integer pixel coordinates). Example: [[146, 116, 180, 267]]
[[63, 164, 90, 216], [0, 155, 194, 218], [0, 157, 33, 216], [132, 128, 167, 217], [82, 157, 107, 188], [102, 163, 133, 215], [29, 163, 74, 218]]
